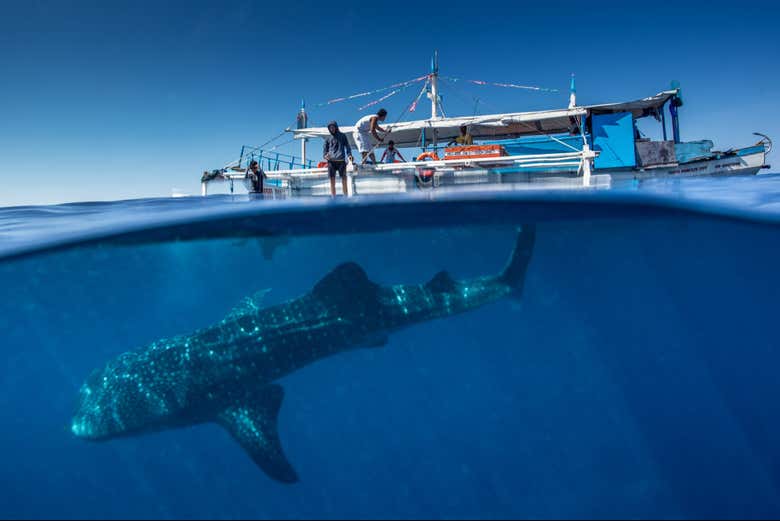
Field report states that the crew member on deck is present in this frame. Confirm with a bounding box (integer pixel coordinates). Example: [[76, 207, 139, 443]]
[[323, 120, 354, 197], [380, 140, 406, 164], [354, 108, 389, 165], [246, 160, 266, 193], [448, 125, 474, 146]]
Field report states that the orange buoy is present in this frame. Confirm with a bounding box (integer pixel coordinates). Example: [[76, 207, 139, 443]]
[[416, 152, 440, 161]]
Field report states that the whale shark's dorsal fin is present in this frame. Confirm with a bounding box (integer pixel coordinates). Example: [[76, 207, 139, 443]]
[[313, 262, 379, 307], [426, 271, 457, 293], [216, 384, 298, 484]]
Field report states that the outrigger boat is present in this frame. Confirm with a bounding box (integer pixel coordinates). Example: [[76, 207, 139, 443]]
[[201, 53, 772, 198]]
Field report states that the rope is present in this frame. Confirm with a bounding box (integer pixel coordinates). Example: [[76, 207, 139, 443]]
[[440, 78, 580, 153], [257, 130, 289, 150], [358, 78, 431, 165], [223, 128, 294, 169], [314, 75, 428, 108], [269, 137, 296, 149], [358, 88, 402, 112], [441, 77, 483, 115], [443, 76, 559, 93], [515, 121, 582, 153], [408, 79, 430, 113]]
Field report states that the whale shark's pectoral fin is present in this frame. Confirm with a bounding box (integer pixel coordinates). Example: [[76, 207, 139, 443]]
[[216, 384, 298, 484]]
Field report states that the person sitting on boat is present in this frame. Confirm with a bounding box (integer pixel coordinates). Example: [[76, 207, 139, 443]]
[[354, 108, 389, 165], [246, 160, 266, 193], [323, 120, 354, 197], [448, 125, 474, 146], [380, 140, 406, 164]]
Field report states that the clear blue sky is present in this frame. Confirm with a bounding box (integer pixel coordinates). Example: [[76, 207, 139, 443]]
[[1, 0, 778, 206]]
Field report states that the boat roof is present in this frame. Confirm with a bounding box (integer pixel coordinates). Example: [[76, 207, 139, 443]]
[[292, 89, 678, 148]]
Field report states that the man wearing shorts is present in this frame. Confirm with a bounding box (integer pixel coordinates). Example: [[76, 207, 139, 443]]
[[323, 120, 354, 196], [353, 108, 388, 165]]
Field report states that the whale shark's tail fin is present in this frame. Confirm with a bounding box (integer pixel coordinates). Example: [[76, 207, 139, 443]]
[[500, 224, 536, 297], [216, 384, 298, 484]]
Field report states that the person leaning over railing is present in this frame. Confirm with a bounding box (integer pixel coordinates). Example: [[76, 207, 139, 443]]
[[246, 160, 267, 194], [354, 108, 389, 165]]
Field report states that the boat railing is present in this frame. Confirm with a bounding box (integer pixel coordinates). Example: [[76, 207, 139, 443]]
[[265, 150, 594, 178], [203, 148, 598, 195], [229, 146, 316, 172]]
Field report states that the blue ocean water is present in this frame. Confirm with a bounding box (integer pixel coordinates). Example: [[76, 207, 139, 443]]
[[1, 176, 780, 519]]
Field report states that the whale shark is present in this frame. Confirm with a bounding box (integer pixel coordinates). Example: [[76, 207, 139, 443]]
[[71, 225, 536, 483]]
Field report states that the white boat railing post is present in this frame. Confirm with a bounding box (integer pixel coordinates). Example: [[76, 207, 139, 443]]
[[347, 161, 355, 197], [581, 144, 593, 187], [574, 81, 594, 187]]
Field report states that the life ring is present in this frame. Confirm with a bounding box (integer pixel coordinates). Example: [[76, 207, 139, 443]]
[[317, 161, 327, 168], [416, 152, 440, 162], [415, 168, 435, 187]]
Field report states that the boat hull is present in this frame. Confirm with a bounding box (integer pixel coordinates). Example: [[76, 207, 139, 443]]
[[201, 146, 767, 197], [283, 147, 767, 196]]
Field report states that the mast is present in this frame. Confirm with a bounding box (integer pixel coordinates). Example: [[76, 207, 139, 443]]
[[426, 50, 440, 151], [568, 74, 576, 109], [297, 99, 308, 167], [429, 51, 439, 119]]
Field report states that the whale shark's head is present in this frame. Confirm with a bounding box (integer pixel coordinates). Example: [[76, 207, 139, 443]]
[[71, 364, 129, 440], [71, 353, 167, 441]]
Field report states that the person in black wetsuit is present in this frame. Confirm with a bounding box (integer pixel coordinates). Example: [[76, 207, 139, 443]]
[[323, 120, 354, 196]]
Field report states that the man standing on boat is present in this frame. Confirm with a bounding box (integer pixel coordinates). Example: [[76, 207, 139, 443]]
[[323, 120, 354, 197], [246, 160, 266, 194], [354, 108, 389, 165]]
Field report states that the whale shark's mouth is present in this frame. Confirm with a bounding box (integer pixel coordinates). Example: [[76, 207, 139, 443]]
[[71, 375, 103, 439], [70, 368, 129, 441], [71, 394, 109, 440], [71, 418, 97, 439]]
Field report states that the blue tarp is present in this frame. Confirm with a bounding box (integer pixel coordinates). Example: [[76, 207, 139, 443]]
[[592, 112, 636, 169]]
